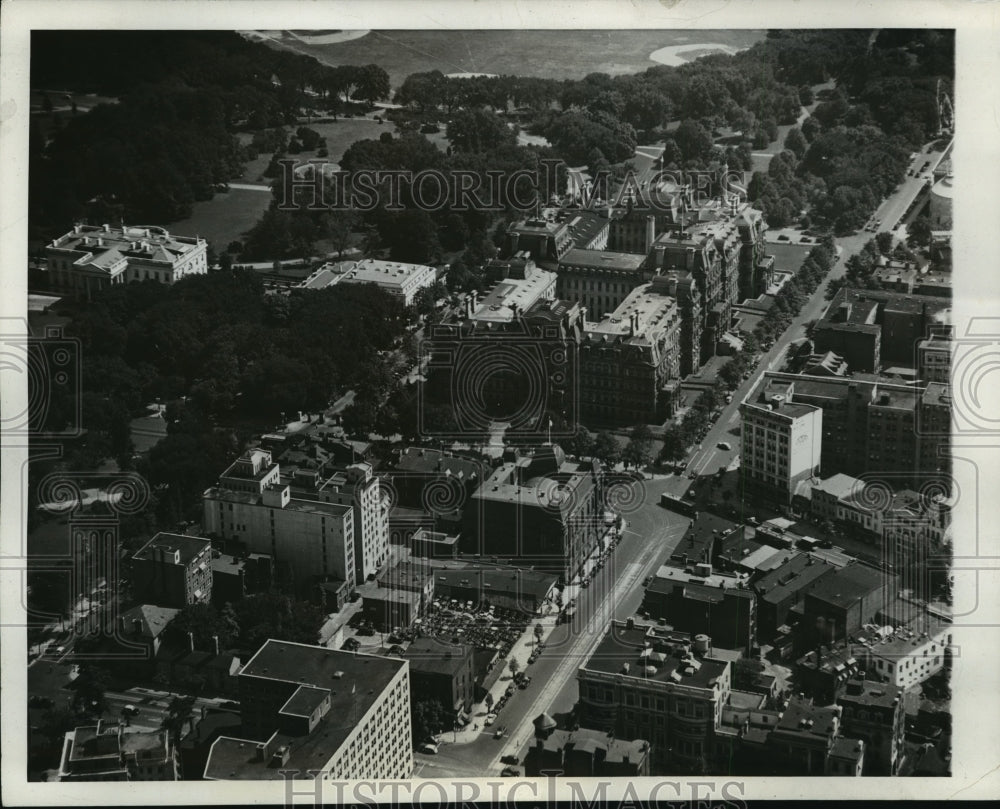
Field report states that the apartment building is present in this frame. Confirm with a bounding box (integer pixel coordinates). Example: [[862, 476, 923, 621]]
[[203, 449, 355, 595], [130, 532, 213, 609], [46, 223, 208, 300], [315, 462, 389, 583], [204, 640, 412, 780]]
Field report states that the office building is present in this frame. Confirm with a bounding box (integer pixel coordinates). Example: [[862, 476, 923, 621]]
[[461, 445, 603, 584], [575, 620, 732, 771], [130, 533, 213, 609], [46, 223, 208, 300], [801, 563, 896, 646], [740, 377, 823, 506], [557, 247, 653, 318], [579, 278, 683, 425], [204, 640, 412, 780], [468, 254, 557, 326]]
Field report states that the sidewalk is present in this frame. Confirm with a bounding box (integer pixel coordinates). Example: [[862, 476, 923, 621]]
[[442, 524, 621, 746]]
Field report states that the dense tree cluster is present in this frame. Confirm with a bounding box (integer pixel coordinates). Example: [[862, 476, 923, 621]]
[[29, 31, 390, 238], [748, 31, 953, 235], [753, 237, 837, 346]]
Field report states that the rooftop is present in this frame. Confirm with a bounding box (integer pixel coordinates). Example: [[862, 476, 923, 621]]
[[433, 564, 557, 602], [812, 474, 863, 500], [583, 622, 730, 691], [120, 604, 180, 639], [583, 283, 678, 342], [133, 532, 212, 566], [534, 727, 648, 764], [471, 264, 556, 324], [837, 679, 902, 709], [339, 258, 435, 287], [773, 697, 839, 738], [806, 563, 887, 611], [753, 554, 835, 604], [280, 685, 330, 718], [49, 224, 203, 274], [205, 640, 406, 780], [402, 637, 473, 676], [559, 247, 647, 272], [393, 447, 484, 481]]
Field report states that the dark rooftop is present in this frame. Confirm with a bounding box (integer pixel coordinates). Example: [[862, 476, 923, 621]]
[[837, 679, 902, 709], [805, 563, 887, 611], [280, 684, 330, 718], [753, 554, 835, 604], [773, 697, 839, 738], [433, 564, 557, 603], [559, 247, 647, 272], [534, 727, 648, 763], [402, 637, 473, 676]]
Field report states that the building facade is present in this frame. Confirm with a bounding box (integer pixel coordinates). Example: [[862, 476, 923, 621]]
[[46, 223, 208, 300], [836, 677, 906, 775], [130, 533, 213, 609]]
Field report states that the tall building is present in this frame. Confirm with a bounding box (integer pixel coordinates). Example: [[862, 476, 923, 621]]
[[402, 637, 476, 719], [751, 372, 951, 486], [204, 640, 412, 780], [468, 254, 557, 326], [46, 223, 208, 300], [203, 449, 356, 595], [575, 620, 732, 771], [462, 445, 602, 584], [59, 720, 179, 781], [740, 378, 823, 506], [579, 278, 683, 426], [315, 463, 389, 583], [130, 533, 213, 609]]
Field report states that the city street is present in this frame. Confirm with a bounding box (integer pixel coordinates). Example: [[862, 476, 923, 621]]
[[411, 485, 692, 777], [660, 138, 949, 508]]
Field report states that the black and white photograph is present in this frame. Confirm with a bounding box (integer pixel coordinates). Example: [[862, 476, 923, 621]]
[[2, 0, 998, 804]]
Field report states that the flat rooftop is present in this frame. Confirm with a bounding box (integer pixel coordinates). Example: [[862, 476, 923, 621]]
[[535, 727, 647, 763], [205, 640, 406, 779], [339, 258, 434, 286], [806, 563, 886, 610], [402, 637, 472, 676], [584, 623, 730, 690], [133, 532, 211, 566], [753, 554, 835, 605], [471, 268, 556, 324], [583, 283, 678, 341], [559, 247, 646, 272]]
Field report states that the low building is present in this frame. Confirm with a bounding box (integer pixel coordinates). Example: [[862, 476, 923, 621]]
[[130, 532, 213, 609], [362, 588, 421, 632], [431, 564, 558, 615], [752, 554, 836, 643], [204, 640, 412, 780], [377, 560, 435, 610], [801, 564, 896, 647], [524, 725, 651, 777], [117, 604, 180, 662], [59, 720, 178, 781], [402, 637, 475, 719], [764, 697, 857, 776], [836, 676, 906, 775], [408, 527, 460, 560], [468, 254, 557, 326], [46, 223, 208, 300], [333, 258, 437, 306], [861, 614, 953, 690], [643, 570, 756, 653], [575, 620, 732, 771]]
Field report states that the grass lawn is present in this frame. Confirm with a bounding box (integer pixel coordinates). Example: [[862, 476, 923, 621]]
[[174, 187, 272, 253]]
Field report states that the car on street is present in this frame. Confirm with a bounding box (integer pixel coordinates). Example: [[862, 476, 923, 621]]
[[501, 767, 521, 777], [717, 441, 732, 451], [122, 704, 140, 716], [484, 713, 497, 727], [418, 742, 439, 754]]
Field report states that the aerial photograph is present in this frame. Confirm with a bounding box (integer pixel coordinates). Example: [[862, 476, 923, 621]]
[[20, 25, 957, 786]]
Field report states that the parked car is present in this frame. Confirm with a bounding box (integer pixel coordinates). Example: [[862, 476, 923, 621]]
[[717, 441, 732, 451], [501, 767, 521, 777], [484, 713, 497, 727], [418, 742, 439, 754], [122, 704, 140, 716]]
